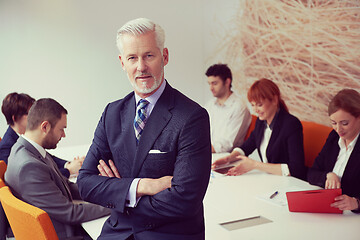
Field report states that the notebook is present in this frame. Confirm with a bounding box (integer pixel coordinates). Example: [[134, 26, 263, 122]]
[[286, 188, 343, 214]]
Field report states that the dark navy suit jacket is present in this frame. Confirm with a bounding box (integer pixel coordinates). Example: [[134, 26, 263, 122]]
[[0, 126, 70, 178], [239, 107, 307, 180], [77, 82, 211, 240], [308, 130, 360, 213]]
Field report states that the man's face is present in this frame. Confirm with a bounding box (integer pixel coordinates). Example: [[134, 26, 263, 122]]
[[43, 113, 67, 149], [207, 76, 228, 98], [119, 31, 169, 97]]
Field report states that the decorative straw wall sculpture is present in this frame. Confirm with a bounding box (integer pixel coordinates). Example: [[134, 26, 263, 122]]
[[220, 0, 360, 124]]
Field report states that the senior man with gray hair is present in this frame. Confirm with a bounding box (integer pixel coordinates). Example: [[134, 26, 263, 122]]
[[77, 18, 211, 240]]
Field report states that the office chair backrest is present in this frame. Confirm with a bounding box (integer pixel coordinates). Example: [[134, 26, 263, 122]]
[[0, 161, 6, 187], [244, 115, 257, 141], [0, 178, 5, 188], [232, 110, 252, 148], [0, 186, 59, 240], [0, 160, 6, 180], [302, 120, 332, 168]]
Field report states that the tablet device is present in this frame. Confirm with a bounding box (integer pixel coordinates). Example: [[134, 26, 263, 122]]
[[286, 188, 343, 214], [213, 166, 234, 174], [212, 161, 238, 174]]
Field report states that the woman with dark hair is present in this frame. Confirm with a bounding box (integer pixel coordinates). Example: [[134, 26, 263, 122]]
[[212, 78, 306, 180], [0, 92, 35, 163], [308, 89, 360, 212]]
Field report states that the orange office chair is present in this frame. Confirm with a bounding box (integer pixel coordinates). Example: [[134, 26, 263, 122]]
[[302, 121, 332, 168], [244, 115, 257, 141], [0, 160, 6, 187], [0, 186, 59, 240]]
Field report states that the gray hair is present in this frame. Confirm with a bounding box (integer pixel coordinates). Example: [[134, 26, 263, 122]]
[[116, 18, 165, 54]]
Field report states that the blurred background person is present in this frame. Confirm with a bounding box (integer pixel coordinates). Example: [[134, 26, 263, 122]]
[[205, 64, 251, 153], [308, 89, 360, 212], [212, 78, 306, 180]]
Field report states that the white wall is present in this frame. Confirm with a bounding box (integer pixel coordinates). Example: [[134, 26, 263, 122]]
[[0, 0, 228, 148]]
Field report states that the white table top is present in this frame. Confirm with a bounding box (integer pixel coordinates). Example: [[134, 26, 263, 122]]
[[206, 153, 359, 240], [56, 147, 359, 240]]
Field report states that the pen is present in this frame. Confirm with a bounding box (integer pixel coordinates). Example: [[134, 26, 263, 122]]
[[270, 191, 278, 199]]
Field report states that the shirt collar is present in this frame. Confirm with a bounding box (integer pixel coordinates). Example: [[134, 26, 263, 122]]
[[338, 131, 360, 151], [22, 135, 47, 158], [215, 92, 235, 107], [135, 79, 166, 107]]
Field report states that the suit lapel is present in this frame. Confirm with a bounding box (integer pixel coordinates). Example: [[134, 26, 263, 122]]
[[8, 126, 20, 144], [18, 137, 73, 200], [120, 95, 137, 163], [45, 153, 73, 200], [343, 136, 360, 178], [255, 120, 265, 161], [18, 137, 46, 164], [131, 84, 174, 177], [265, 108, 283, 158]]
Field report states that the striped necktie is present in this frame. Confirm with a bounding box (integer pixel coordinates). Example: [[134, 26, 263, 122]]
[[134, 99, 149, 143]]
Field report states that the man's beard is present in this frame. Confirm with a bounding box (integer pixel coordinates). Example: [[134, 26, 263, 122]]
[[42, 132, 59, 149], [129, 63, 164, 94]]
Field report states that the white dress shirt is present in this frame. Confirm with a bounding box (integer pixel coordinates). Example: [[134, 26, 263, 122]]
[[126, 79, 166, 208], [332, 132, 360, 179], [205, 93, 251, 153]]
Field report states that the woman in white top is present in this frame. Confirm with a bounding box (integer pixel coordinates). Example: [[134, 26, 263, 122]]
[[308, 89, 360, 212], [212, 78, 306, 180]]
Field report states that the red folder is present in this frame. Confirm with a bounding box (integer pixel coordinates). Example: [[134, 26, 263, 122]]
[[286, 188, 343, 214]]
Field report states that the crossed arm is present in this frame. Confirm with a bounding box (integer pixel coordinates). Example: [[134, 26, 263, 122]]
[[97, 159, 172, 198]]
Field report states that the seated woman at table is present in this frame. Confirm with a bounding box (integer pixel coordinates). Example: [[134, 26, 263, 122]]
[[212, 78, 306, 180], [308, 89, 360, 212]]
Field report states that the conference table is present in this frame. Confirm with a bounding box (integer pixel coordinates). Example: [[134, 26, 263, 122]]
[[50, 147, 360, 240], [204, 154, 359, 240]]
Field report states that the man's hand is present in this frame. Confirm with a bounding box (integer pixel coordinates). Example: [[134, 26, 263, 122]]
[[97, 160, 172, 197], [136, 176, 173, 198], [66, 156, 84, 175], [98, 159, 121, 178]]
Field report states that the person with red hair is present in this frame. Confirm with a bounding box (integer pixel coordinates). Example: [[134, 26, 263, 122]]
[[212, 78, 306, 180]]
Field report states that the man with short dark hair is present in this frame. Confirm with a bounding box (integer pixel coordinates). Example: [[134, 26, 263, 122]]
[[0, 93, 82, 240], [205, 63, 251, 153], [5, 98, 110, 240], [0, 92, 83, 177]]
